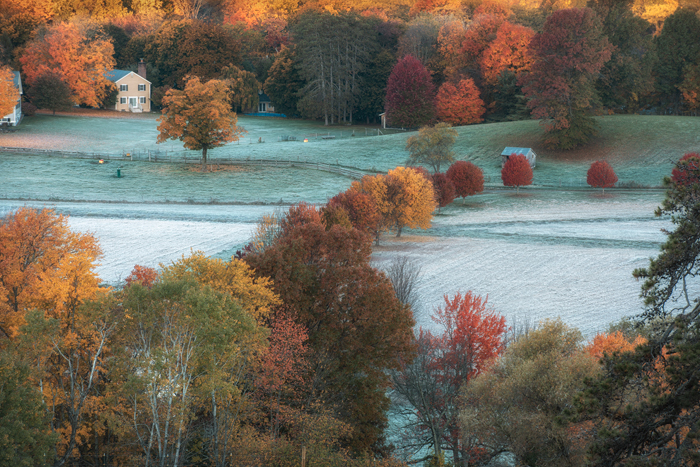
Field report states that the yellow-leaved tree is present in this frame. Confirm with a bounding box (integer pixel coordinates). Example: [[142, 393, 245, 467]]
[[19, 22, 115, 108], [352, 167, 436, 238], [159, 251, 281, 324], [0, 207, 114, 467], [157, 76, 246, 172], [0, 66, 18, 119]]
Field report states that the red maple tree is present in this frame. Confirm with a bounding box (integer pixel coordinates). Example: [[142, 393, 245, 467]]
[[435, 78, 486, 125], [518, 8, 612, 149], [328, 189, 382, 238], [671, 152, 700, 186], [391, 291, 507, 464], [446, 161, 484, 203], [124, 265, 158, 288], [587, 160, 618, 193], [385, 55, 435, 128], [501, 153, 533, 192], [432, 172, 456, 212]]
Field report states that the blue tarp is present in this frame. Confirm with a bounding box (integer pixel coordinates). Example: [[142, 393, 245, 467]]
[[244, 112, 287, 118]]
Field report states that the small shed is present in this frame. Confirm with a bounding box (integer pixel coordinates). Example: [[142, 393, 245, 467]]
[[379, 112, 386, 129], [501, 147, 536, 168]]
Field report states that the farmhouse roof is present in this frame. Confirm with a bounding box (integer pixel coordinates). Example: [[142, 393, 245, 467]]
[[501, 147, 535, 156], [104, 70, 151, 84], [258, 91, 271, 103]]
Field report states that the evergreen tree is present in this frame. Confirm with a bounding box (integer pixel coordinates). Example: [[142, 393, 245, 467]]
[[655, 9, 700, 113]]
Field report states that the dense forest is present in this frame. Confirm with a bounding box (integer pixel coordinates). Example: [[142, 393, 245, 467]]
[[2, 0, 700, 148]]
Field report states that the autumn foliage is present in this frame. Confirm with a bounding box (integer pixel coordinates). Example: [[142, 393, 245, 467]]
[[671, 152, 700, 186], [520, 8, 612, 149], [19, 22, 115, 107], [0, 66, 18, 118], [435, 78, 486, 125], [480, 22, 535, 85], [353, 167, 437, 237], [385, 55, 435, 128], [391, 292, 507, 463], [446, 160, 484, 202], [158, 76, 245, 171], [124, 264, 158, 288], [431, 172, 456, 211], [501, 154, 533, 191], [586, 331, 647, 360], [0, 207, 102, 339], [586, 160, 618, 192]]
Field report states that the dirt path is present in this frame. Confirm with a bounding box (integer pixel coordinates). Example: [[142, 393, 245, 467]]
[[36, 108, 158, 120]]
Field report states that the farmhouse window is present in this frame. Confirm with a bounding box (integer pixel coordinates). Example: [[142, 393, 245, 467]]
[[120, 84, 128, 91], [139, 97, 147, 104], [120, 97, 127, 104], [138, 84, 146, 91]]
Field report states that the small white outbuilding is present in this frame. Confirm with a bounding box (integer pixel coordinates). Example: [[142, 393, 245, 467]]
[[501, 147, 536, 168]]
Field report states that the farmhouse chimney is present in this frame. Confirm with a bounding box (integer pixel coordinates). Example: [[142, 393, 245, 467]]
[[138, 59, 147, 79]]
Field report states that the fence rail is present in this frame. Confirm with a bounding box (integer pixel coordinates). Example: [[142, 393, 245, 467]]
[[0, 146, 370, 179]]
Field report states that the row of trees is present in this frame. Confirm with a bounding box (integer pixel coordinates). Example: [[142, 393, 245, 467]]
[[4, 0, 700, 149]]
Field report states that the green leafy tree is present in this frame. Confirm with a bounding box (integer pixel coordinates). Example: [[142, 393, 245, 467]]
[[221, 64, 261, 113], [405, 123, 458, 173], [0, 353, 57, 467], [355, 49, 396, 124], [263, 45, 303, 117], [109, 278, 266, 467], [589, 0, 656, 113], [28, 72, 73, 115], [462, 319, 599, 467], [655, 9, 700, 113], [144, 20, 242, 88], [292, 11, 379, 125], [157, 76, 245, 172], [519, 8, 612, 149]]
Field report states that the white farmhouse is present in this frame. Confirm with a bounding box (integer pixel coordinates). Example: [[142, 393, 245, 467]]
[[2, 71, 23, 126]]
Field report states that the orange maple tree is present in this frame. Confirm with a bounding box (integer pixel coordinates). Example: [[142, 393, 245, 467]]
[[480, 22, 535, 85], [587, 331, 647, 360], [586, 160, 618, 193], [19, 22, 115, 108], [353, 167, 437, 237], [435, 78, 485, 125], [446, 160, 484, 203], [501, 153, 533, 192], [0, 66, 18, 118], [0, 207, 102, 340], [158, 76, 246, 171]]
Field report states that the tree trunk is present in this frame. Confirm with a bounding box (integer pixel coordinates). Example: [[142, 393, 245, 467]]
[[201, 147, 208, 172], [396, 225, 402, 237]]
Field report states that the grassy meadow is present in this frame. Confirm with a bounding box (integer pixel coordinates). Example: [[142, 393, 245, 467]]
[[2, 112, 699, 204]]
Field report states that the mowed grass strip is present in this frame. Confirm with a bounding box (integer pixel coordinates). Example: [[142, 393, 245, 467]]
[[3, 113, 699, 192]]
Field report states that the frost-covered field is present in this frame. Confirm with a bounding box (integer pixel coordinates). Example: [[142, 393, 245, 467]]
[[0, 189, 669, 337]]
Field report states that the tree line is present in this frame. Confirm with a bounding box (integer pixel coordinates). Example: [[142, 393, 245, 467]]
[[2, 0, 700, 147]]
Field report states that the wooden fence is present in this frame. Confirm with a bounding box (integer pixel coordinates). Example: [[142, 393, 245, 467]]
[[0, 146, 371, 179]]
